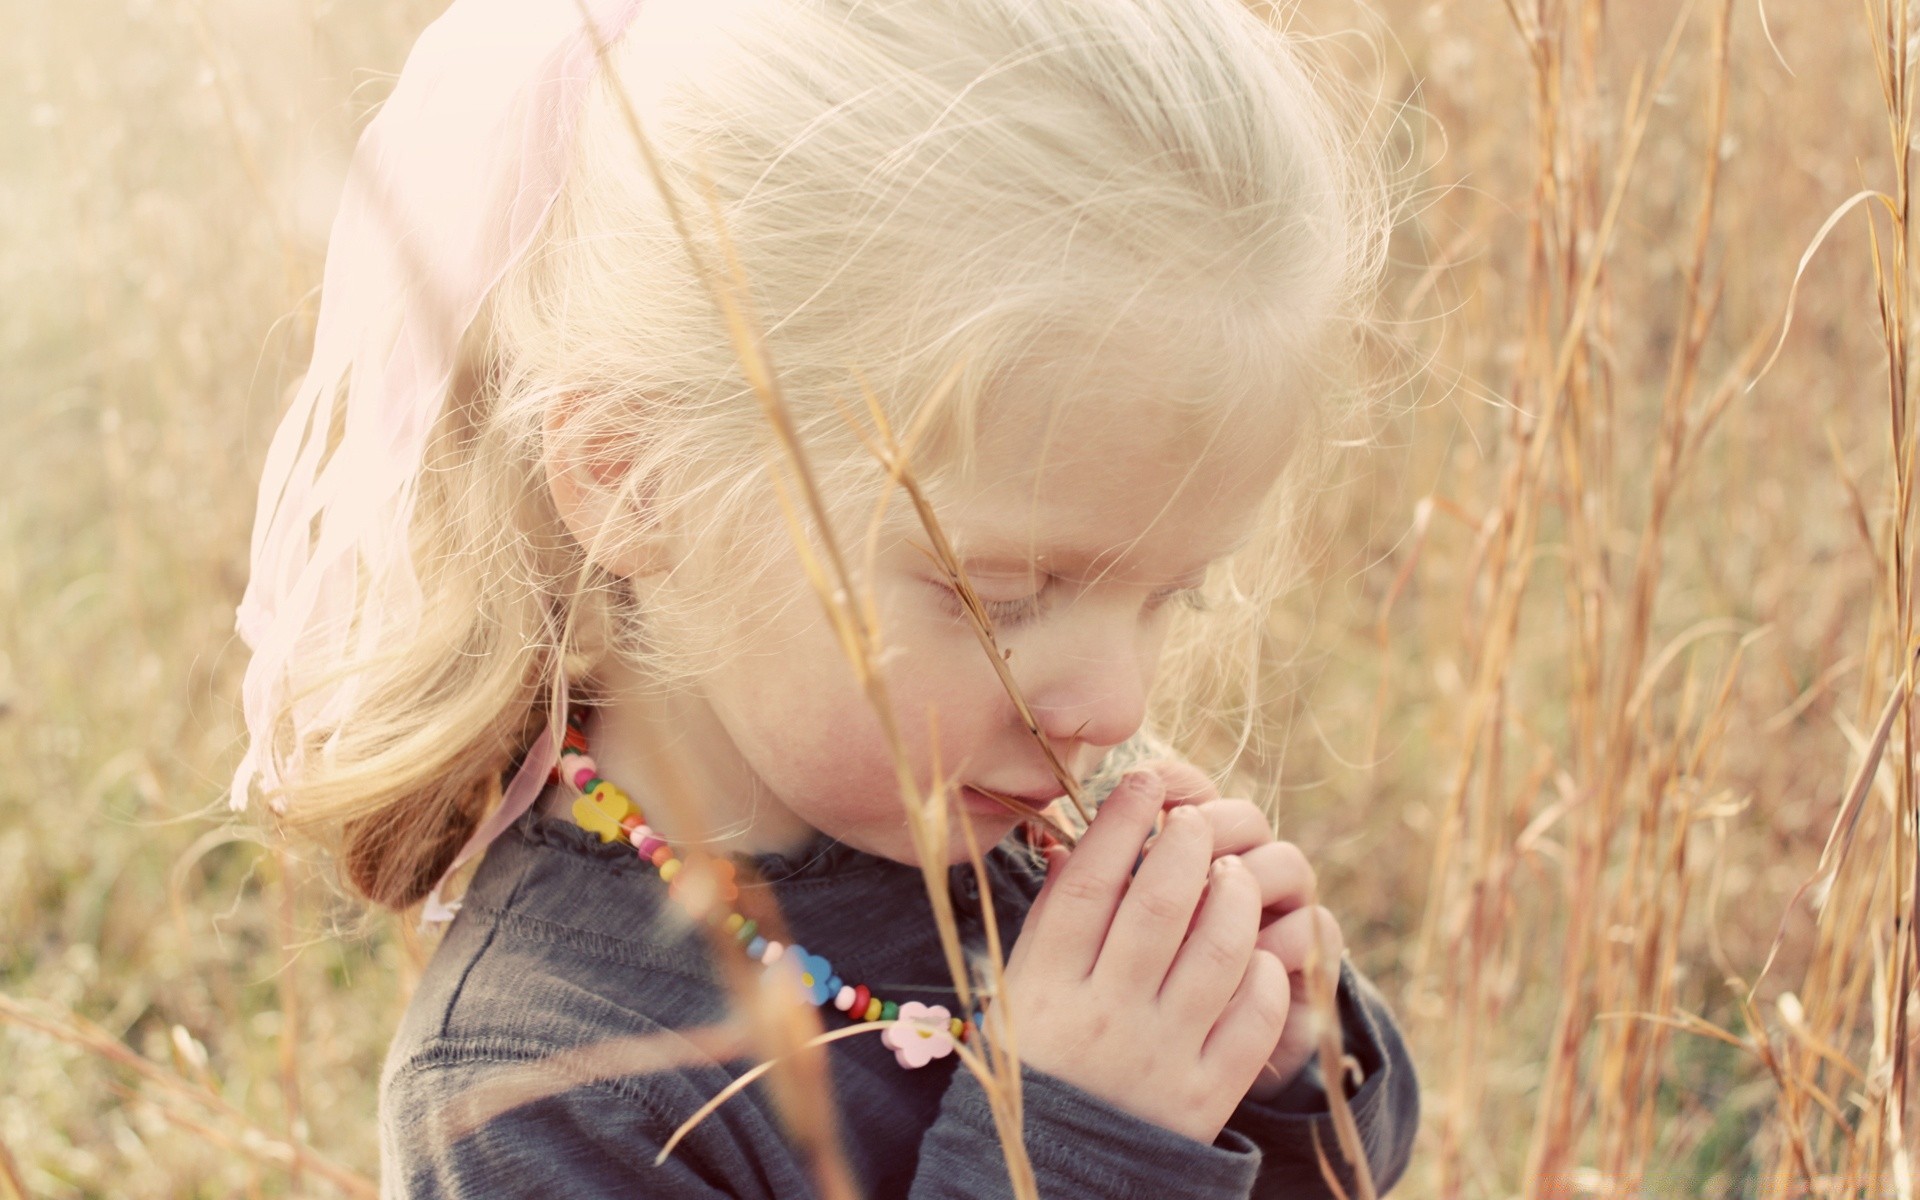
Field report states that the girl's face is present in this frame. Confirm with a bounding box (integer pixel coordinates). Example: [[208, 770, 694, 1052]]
[[652, 379, 1298, 868]]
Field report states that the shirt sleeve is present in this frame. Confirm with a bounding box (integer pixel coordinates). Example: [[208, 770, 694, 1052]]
[[382, 1071, 742, 1199], [910, 1060, 1261, 1200], [387, 1053, 1264, 1200], [1220, 958, 1421, 1197]]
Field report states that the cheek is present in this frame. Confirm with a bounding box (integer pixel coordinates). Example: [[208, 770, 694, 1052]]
[[871, 580, 1012, 740]]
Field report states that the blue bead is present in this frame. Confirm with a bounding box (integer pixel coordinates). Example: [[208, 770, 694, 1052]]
[[747, 936, 767, 959], [825, 975, 842, 993]]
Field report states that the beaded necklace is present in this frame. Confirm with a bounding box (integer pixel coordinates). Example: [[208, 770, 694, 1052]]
[[553, 702, 983, 1070]]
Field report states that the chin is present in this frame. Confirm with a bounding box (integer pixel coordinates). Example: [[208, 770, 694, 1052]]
[[941, 808, 1026, 860]]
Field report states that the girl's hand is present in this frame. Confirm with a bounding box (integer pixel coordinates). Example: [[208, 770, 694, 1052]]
[[998, 771, 1291, 1145], [1130, 760, 1345, 1104]]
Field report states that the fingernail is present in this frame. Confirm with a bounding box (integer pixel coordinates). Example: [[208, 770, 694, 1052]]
[[1114, 772, 1161, 804]]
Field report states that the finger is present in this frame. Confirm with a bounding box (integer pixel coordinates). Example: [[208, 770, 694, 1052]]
[[1198, 947, 1291, 1086], [1018, 843, 1070, 933], [1093, 805, 1213, 990], [1255, 905, 1344, 976], [1141, 798, 1270, 855], [1017, 771, 1166, 980], [1198, 800, 1274, 856], [1263, 969, 1322, 1094], [1124, 758, 1217, 807], [1238, 841, 1317, 919], [1158, 854, 1260, 1024]]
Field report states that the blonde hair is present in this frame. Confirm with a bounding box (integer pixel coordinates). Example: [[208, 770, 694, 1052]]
[[259, 0, 1388, 908]]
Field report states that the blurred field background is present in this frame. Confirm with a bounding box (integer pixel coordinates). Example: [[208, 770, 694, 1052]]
[[5, 0, 1919, 1195]]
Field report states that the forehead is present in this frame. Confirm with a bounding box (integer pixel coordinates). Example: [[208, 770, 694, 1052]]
[[924, 375, 1299, 581]]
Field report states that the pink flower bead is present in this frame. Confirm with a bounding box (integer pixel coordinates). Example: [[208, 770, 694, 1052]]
[[881, 1002, 956, 1069]]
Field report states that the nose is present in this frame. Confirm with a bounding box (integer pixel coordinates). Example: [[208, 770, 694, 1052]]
[[1018, 617, 1152, 754]]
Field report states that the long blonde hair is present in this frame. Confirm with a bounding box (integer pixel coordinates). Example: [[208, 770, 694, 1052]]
[[252, 0, 1387, 908]]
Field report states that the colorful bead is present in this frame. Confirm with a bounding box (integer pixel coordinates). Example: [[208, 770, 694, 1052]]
[[588, 781, 627, 810], [571, 792, 628, 843], [791, 947, 835, 1005], [668, 857, 739, 908], [559, 696, 943, 1072], [881, 1002, 957, 1069], [949, 1017, 963, 1038], [559, 751, 595, 782]]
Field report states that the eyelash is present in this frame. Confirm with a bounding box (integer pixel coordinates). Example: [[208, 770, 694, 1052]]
[[931, 580, 1206, 629]]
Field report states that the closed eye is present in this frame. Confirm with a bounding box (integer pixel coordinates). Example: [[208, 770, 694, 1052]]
[[930, 577, 1204, 628], [1145, 585, 1209, 616], [927, 577, 1051, 629]]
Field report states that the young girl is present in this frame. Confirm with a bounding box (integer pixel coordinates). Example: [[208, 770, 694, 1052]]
[[231, 0, 1419, 1195]]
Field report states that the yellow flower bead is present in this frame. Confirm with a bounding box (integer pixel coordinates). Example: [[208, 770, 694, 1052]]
[[588, 782, 631, 820]]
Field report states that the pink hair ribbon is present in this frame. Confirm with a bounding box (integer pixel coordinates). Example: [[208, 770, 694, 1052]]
[[230, 0, 644, 920]]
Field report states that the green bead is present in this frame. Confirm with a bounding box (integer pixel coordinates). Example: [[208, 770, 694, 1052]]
[[880, 1000, 898, 1022], [735, 919, 757, 943]]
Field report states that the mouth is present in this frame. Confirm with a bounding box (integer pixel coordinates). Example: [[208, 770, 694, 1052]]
[[961, 785, 1061, 814], [959, 785, 1083, 849]]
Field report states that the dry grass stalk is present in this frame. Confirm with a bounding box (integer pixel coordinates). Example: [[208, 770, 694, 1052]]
[[1748, 0, 1920, 1186], [0, 1134, 29, 1200], [1396, 0, 1773, 1193], [568, 7, 1047, 1194], [0, 994, 377, 1199]]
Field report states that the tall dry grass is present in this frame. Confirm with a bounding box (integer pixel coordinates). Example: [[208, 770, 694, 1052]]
[[3, 0, 1918, 1196]]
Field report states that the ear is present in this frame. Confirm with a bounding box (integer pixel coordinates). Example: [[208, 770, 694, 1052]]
[[542, 394, 672, 579]]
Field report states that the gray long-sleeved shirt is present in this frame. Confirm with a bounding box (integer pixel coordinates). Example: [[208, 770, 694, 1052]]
[[381, 801, 1419, 1198]]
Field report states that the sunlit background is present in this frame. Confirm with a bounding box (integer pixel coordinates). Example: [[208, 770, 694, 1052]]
[[4, 0, 1916, 1195]]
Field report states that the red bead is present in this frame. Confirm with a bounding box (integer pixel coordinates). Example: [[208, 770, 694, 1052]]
[[850, 985, 870, 1020], [563, 727, 589, 752]]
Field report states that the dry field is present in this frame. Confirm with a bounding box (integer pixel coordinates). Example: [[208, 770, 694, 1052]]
[[3, 0, 1918, 1196]]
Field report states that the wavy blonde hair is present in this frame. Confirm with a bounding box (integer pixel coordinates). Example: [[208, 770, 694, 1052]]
[[256, 0, 1389, 908]]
